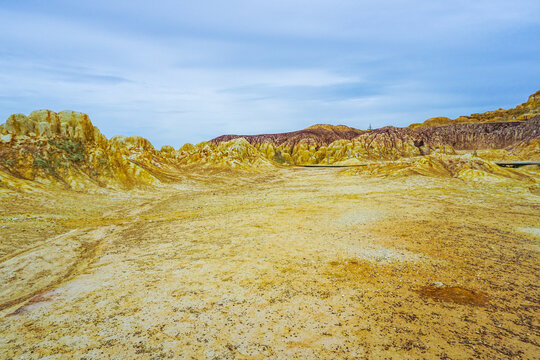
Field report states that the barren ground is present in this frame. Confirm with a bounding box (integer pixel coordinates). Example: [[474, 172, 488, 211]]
[[0, 168, 539, 359]]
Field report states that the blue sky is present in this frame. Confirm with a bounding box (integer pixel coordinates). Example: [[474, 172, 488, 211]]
[[0, 1, 539, 148]]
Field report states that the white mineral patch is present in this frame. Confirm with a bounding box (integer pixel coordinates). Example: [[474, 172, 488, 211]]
[[338, 209, 386, 226], [518, 227, 540, 238]]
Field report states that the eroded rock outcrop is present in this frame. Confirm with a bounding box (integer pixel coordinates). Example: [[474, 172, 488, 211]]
[[0, 110, 282, 191], [1, 90, 538, 191], [176, 138, 274, 169], [413, 116, 540, 151], [210, 91, 540, 164], [0, 111, 181, 190], [342, 154, 538, 189], [211, 124, 365, 165], [0, 110, 107, 146], [409, 90, 540, 128], [212, 124, 363, 147]]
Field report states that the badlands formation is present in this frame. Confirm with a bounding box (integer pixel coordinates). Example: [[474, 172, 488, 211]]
[[0, 91, 539, 359]]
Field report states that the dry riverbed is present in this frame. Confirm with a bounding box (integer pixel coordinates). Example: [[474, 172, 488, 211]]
[[0, 167, 539, 359]]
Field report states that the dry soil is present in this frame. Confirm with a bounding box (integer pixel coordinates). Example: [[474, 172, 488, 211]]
[[0, 168, 539, 359]]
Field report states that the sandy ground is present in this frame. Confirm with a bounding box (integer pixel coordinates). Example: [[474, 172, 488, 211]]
[[0, 168, 539, 359]]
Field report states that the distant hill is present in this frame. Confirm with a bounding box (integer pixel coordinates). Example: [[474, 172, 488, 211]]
[[211, 124, 364, 147], [409, 90, 540, 129], [0, 91, 538, 191], [209, 90, 540, 163]]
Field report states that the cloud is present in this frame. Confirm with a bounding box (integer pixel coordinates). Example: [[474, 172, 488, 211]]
[[0, 1, 539, 148]]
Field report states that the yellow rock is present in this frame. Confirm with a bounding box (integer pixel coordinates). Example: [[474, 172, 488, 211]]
[[28, 110, 61, 133], [4, 114, 35, 135], [108, 135, 156, 153], [343, 153, 537, 187], [0, 134, 12, 143], [179, 138, 274, 169], [160, 145, 175, 153], [511, 138, 540, 160]]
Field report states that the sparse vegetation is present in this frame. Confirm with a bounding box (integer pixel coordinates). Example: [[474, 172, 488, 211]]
[[32, 156, 62, 180], [273, 150, 288, 164], [32, 157, 50, 169], [48, 138, 86, 162], [0, 158, 14, 166]]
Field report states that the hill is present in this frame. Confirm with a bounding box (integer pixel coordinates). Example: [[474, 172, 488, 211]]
[[210, 91, 540, 164], [0, 91, 538, 191]]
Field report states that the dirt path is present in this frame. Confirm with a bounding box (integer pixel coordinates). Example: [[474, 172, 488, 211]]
[[0, 168, 539, 359]]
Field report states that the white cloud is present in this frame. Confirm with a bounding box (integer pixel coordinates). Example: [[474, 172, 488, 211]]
[[0, 1, 538, 148]]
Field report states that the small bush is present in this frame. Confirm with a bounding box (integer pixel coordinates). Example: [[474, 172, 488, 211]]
[[273, 150, 288, 164], [48, 138, 86, 162], [69, 152, 85, 162], [33, 157, 49, 168], [0, 158, 14, 166]]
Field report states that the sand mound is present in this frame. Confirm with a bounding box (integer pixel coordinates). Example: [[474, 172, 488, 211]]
[[509, 138, 540, 160]]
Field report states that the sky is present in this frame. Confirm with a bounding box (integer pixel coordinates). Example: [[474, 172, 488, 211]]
[[0, 1, 539, 148]]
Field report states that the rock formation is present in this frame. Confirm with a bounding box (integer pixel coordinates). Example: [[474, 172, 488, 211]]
[[344, 153, 531, 178], [0, 90, 538, 191], [211, 124, 365, 165], [413, 117, 539, 150], [409, 90, 540, 128], [0, 111, 181, 190], [0, 110, 107, 146], [212, 124, 363, 147], [175, 138, 274, 169], [341, 153, 539, 192], [210, 91, 540, 164], [0, 111, 278, 190]]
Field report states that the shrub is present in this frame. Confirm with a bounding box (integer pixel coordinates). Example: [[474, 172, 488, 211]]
[[48, 138, 86, 162]]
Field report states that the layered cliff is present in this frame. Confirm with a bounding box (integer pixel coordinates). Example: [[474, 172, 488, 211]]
[[409, 90, 540, 128], [212, 124, 363, 147], [210, 91, 540, 164], [413, 117, 539, 150]]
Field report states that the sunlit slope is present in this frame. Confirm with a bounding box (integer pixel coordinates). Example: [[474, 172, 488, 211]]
[[210, 91, 539, 164], [0, 111, 276, 191], [1, 91, 538, 191]]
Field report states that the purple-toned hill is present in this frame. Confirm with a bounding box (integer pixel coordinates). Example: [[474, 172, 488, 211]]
[[211, 124, 364, 147]]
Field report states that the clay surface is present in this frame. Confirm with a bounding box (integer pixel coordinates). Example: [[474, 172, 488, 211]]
[[1, 167, 539, 359]]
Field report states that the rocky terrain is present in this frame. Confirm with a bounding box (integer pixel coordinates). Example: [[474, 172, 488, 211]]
[[0, 110, 182, 190], [211, 90, 540, 164], [0, 91, 538, 191], [0, 91, 539, 359], [409, 90, 540, 128]]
